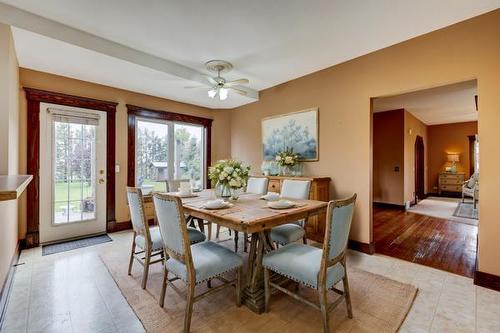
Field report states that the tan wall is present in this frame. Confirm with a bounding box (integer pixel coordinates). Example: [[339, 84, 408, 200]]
[[0, 24, 20, 287], [373, 110, 404, 205], [404, 111, 428, 203], [18, 69, 232, 237], [428, 121, 478, 192], [230, 10, 500, 276]]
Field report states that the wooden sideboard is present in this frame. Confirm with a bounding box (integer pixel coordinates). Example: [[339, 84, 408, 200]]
[[264, 176, 331, 243], [438, 172, 465, 195]]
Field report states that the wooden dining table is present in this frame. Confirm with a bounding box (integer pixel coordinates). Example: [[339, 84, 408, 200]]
[[163, 189, 329, 314]]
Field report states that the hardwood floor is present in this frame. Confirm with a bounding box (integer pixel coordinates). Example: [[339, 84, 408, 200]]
[[373, 207, 477, 277]]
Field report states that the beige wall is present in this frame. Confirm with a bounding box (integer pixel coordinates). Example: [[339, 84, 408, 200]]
[[18, 69, 232, 237], [230, 10, 500, 276], [0, 24, 20, 287], [404, 111, 428, 203], [373, 110, 405, 205], [428, 121, 478, 192]]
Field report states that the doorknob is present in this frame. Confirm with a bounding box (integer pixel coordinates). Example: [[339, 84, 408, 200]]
[[99, 178, 105, 184]]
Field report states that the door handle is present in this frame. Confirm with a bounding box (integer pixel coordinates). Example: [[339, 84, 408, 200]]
[[99, 178, 105, 184]]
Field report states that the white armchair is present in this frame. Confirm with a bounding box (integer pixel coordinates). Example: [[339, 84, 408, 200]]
[[462, 173, 479, 209]]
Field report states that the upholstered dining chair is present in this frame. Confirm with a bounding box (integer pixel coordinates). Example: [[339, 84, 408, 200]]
[[263, 194, 357, 333], [270, 179, 311, 246], [126, 187, 206, 289], [153, 193, 243, 333], [462, 173, 479, 209]]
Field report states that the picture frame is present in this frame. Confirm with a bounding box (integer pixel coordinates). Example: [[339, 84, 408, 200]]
[[261, 107, 319, 161]]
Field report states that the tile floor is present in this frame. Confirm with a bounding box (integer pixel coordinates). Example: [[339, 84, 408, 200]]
[[1, 230, 500, 333]]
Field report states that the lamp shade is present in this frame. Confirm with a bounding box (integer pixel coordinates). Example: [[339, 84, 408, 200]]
[[447, 153, 460, 163]]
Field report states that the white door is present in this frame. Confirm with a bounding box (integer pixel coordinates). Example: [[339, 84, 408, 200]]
[[39, 103, 107, 243]]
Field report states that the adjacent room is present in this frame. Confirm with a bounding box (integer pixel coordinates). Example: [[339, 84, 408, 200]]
[[372, 80, 479, 277], [1, 2, 500, 333]]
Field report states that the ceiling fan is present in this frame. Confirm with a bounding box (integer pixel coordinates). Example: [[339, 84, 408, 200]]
[[185, 60, 249, 100]]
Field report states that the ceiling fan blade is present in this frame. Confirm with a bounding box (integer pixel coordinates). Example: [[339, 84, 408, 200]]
[[202, 74, 218, 85], [224, 78, 249, 87], [184, 85, 206, 89], [228, 87, 248, 96]]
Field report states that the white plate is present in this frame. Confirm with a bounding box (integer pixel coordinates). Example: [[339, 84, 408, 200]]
[[175, 192, 198, 198], [267, 200, 296, 209], [202, 200, 233, 210], [260, 193, 280, 201]]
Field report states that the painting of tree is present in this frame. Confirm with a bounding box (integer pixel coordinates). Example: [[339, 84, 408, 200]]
[[262, 108, 318, 161]]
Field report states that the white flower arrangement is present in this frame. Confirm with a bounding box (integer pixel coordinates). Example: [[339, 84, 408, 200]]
[[275, 148, 299, 167], [209, 159, 250, 189]]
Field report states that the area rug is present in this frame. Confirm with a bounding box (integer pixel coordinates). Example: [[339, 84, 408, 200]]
[[42, 234, 112, 256], [453, 202, 479, 221], [407, 197, 478, 226], [100, 247, 417, 333]]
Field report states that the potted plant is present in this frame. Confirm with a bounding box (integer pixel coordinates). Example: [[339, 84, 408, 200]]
[[275, 148, 300, 176], [209, 159, 250, 200]]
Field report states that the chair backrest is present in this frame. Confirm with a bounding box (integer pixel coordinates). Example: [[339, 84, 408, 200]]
[[246, 177, 269, 195], [280, 179, 311, 200], [153, 193, 193, 265], [466, 173, 479, 188], [167, 179, 190, 192], [322, 194, 357, 262], [126, 187, 151, 241]]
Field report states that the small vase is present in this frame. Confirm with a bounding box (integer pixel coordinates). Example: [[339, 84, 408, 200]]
[[230, 188, 242, 201], [280, 165, 293, 176], [215, 182, 231, 200]]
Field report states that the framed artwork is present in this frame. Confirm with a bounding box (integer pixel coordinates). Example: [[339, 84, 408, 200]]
[[262, 108, 319, 161]]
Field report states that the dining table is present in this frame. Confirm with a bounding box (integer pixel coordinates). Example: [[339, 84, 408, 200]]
[[146, 189, 328, 313]]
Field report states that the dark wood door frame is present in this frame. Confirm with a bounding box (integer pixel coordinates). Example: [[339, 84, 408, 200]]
[[414, 135, 425, 204], [468, 135, 477, 177], [24, 88, 118, 247], [126, 104, 213, 189]]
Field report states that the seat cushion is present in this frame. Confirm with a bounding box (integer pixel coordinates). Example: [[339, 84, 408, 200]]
[[135, 226, 205, 251], [187, 227, 206, 244], [270, 223, 306, 245], [263, 243, 345, 289], [166, 241, 243, 284], [135, 226, 163, 251]]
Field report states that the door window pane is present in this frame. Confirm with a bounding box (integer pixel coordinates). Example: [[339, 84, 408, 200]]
[[174, 124, 204, 189], [53, 120, 96, 224], [135, 119, 169, 192]]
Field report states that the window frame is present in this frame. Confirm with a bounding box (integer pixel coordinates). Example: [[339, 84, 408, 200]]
[[127, 105, 212, 190]]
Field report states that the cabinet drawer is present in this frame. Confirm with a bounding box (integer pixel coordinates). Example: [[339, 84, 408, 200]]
[[268, 180, 281, 193], [439, 174, 464, 182], [440, 184, 462, 192], [439, 178, 462, 185]]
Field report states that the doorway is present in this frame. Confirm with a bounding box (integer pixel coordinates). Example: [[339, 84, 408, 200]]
[[414, 135, 425, 203], [39, 103, 107, 243]]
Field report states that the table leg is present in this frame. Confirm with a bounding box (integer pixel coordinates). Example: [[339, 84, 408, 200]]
[[242, 231, 273, 313]]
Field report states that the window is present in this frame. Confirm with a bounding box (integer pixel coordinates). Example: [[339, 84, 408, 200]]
[[131, 108, 210, 193]]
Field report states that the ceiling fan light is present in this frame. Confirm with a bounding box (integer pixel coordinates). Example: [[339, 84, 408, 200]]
[[208, 89, 217, 98], [219, 88, 228, 100]]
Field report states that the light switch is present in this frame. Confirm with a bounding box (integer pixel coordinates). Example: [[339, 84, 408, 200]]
[[115, 164, 120, 173]]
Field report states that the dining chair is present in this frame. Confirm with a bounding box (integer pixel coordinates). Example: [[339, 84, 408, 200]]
[[263, 194, 357, 333], [270, 179, 311, 246], [153, 193, 243, 333], [126, 187, 206, 289]]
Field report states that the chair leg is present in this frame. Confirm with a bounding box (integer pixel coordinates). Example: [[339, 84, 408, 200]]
[[216, 225, 221, 239], [128, 241, 135, 276], [343, 272, 353, 319], [318, 284, 330, 333], [159, 268, 168, 308], [264, 268, 270, 313], [141, 247, 151, 289], [197, 218, 205, 234], [207, 221, 212, 240], [243, 232, 248, 253], [207, 279, 212, 288], [234, 232, 239, 253], [303, 236, 307, 244], [236, 267, 242, 307], [184, 282, 195, 333]]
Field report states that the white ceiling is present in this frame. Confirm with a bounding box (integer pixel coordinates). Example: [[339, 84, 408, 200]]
[[2, 0, 499, 109], [373, 80, 478, 125]]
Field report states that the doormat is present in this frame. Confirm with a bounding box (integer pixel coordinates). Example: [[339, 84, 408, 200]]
[[42, 234, 112, 256]]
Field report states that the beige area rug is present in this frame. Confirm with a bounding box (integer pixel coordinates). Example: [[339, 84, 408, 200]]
[[101, 245, 417, 333], [408, 196, 478, 226]]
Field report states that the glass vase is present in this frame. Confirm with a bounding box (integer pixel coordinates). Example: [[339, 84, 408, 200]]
[[280, 165, 293, 176], [230, 187, 242, 201], [215, 182, 231, 200]]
